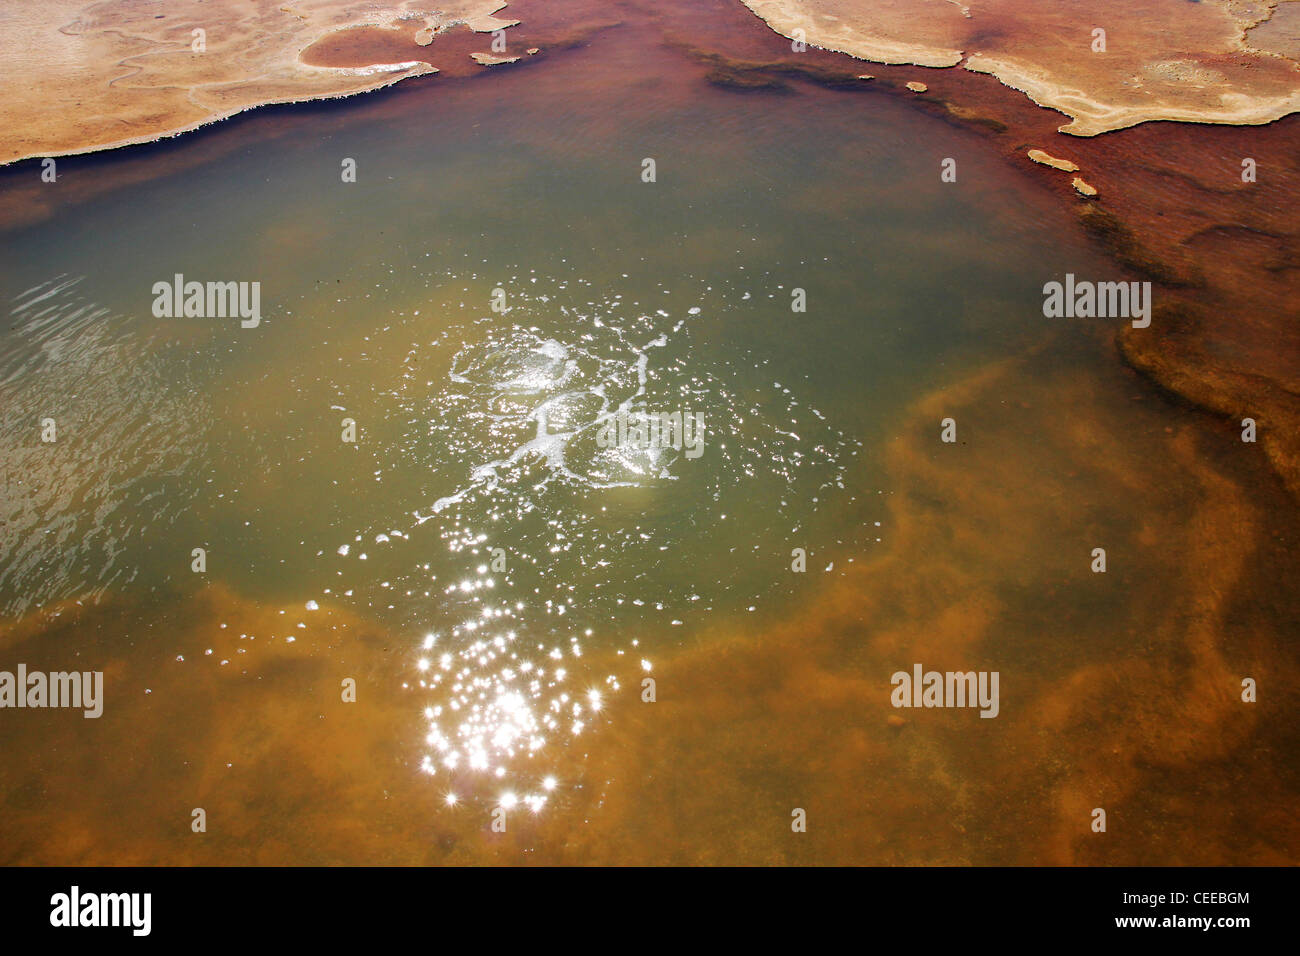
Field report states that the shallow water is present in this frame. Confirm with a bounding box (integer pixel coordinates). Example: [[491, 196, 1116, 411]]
[[1, 0, 1296, 864]]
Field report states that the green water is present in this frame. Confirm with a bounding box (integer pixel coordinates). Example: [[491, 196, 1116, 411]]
[[0, 43, 1135, 817]]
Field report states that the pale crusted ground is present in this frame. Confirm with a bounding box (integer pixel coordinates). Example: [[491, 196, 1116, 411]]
[[739, 0, 1300, 134], [0, 0, 520, 166]]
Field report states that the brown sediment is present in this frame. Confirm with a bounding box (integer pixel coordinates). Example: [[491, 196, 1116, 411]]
[[671, 40, 871, 91], [939, 101, 1007, 133], [5, 337, 1295, 865], [0, 580, 646, 865], [1073, 205, 1198, 288], [738, 0, 1300, 136], [544, 343, 1300, 865], [1119, 300, 1300, 500], [706, 67, 793, 92], [0, 0, 524, 167], [0, 585, 440, 864]]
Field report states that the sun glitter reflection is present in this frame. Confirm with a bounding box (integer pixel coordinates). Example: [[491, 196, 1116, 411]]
[[412, 567, 624, 811], [309, 278, 856, 815]]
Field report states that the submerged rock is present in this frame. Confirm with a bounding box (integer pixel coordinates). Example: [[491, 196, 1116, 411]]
[[1028, 148, 1079, 172], [471, 52, 521, 66]]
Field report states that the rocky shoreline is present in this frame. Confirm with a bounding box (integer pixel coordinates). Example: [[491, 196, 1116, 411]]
[[732, 0, 1300, 501], [0, 0, 521, 167]]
